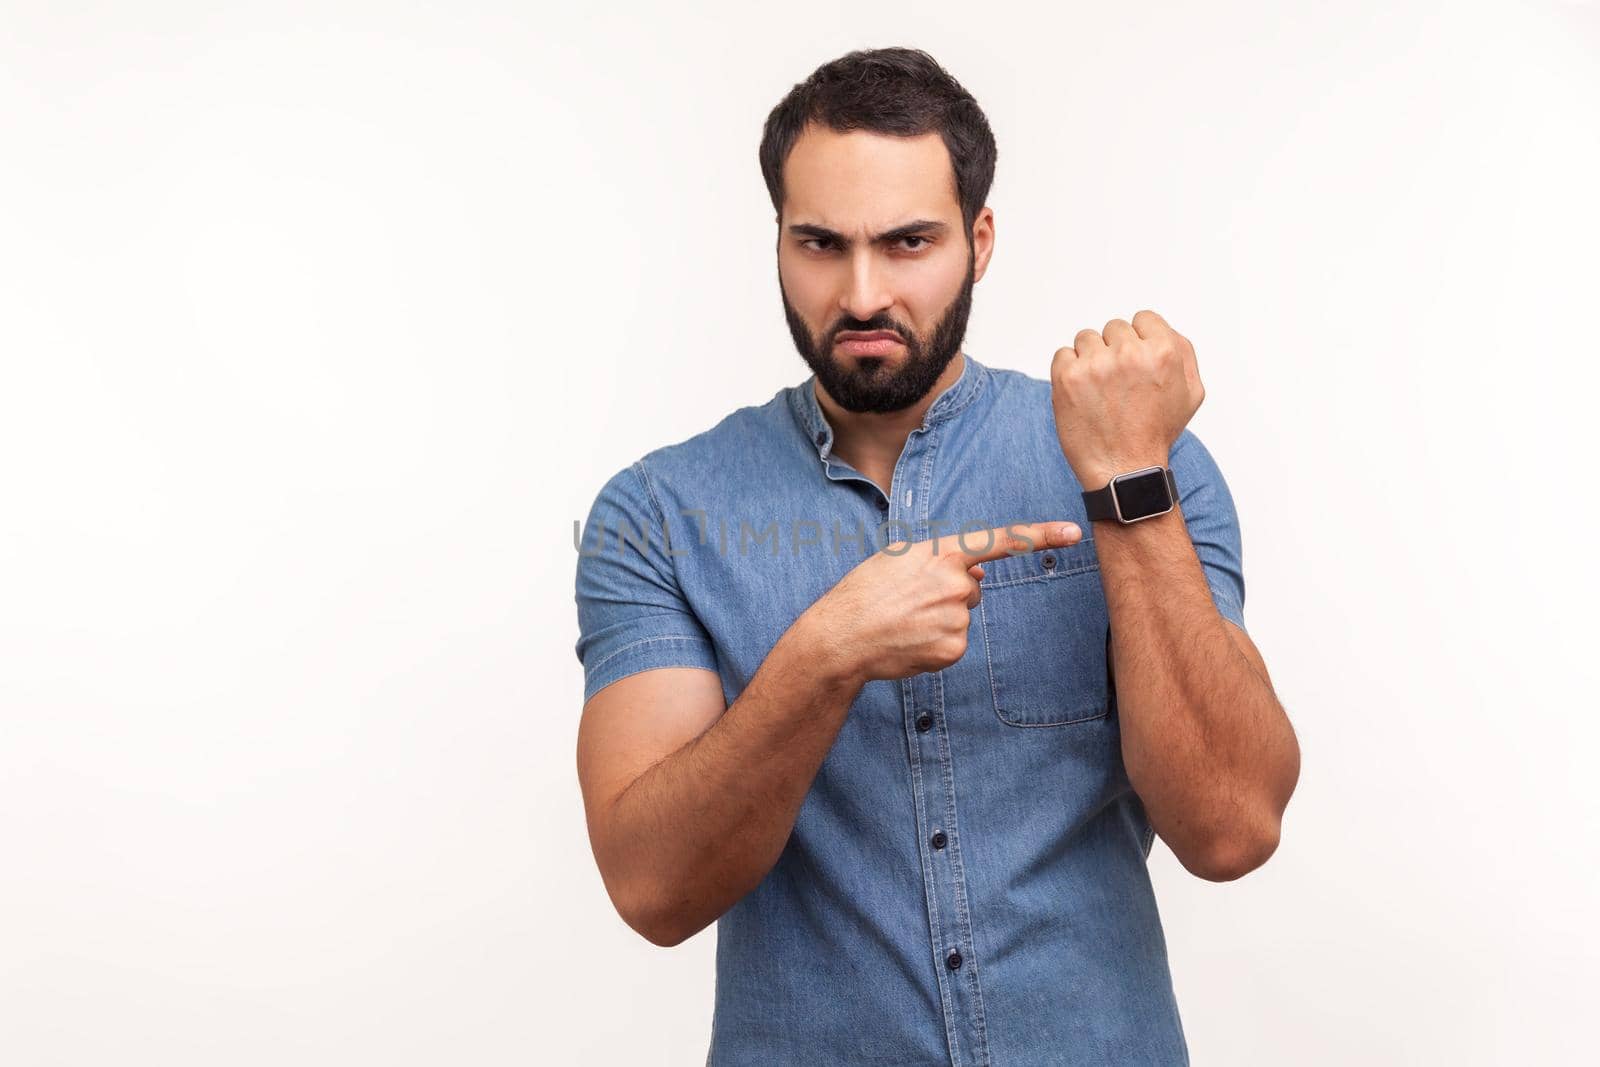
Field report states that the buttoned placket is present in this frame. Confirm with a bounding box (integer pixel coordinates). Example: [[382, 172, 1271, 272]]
[[807, 376, 993, 1067], [896, 417, 992, 1067]]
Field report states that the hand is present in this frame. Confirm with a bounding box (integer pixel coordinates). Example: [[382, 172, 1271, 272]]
[[1051, 309, 1204, 488], [803, 521, 1083, 686]]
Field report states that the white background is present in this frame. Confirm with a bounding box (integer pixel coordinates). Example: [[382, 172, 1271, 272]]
[[2, 1, 1596, 1063]]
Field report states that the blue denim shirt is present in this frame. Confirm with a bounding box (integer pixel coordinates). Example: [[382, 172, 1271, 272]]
[[574, 352, 1247, 1066]]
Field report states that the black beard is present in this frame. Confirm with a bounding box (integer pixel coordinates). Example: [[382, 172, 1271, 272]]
[[780, 249, 975, 415]]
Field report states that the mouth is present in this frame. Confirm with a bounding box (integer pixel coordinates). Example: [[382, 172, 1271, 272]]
[[835, 332, 904, 357]]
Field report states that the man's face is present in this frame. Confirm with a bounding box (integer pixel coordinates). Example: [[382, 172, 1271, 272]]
[[776, 124, 992, 414]]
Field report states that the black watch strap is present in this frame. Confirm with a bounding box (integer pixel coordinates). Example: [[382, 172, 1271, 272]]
[[1081, 467, 1178, 523]]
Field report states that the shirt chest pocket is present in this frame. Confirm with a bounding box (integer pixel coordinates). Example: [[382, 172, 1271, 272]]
[[976, 539, 1111, 727]]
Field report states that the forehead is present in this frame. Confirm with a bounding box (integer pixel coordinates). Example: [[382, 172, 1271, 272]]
[[781, 123, 959, 229]]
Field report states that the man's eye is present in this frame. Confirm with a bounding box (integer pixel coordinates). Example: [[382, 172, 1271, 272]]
[[799, 236, 930, 253]]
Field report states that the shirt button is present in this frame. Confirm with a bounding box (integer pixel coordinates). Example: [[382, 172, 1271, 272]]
[[915, 713, 933, 733], [876, 496, 889, 511], [946, 950, 963, 970], [931, 831, 947, 850], [1042, 553, 1056, 569]]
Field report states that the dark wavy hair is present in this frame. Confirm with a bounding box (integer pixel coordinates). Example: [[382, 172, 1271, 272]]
[[758, 47, 998, 236]]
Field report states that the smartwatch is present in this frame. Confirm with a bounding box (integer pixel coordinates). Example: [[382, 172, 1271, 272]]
[[1081, 466, 1178, 524]]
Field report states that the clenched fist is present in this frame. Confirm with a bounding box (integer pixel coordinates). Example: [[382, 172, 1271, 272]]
[[1051, 309, 1204, 489], [803, 521, 1082, 686]]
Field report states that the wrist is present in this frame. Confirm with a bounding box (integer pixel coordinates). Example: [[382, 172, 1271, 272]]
[[1075, 453, 1171, 490], [787, 603, 868, 693]]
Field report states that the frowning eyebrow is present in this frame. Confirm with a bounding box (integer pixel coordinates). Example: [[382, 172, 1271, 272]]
[[786, 219, 950, 246]]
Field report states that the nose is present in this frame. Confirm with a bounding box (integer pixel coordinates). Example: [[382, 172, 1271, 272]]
[[839, 248, 894, 324]]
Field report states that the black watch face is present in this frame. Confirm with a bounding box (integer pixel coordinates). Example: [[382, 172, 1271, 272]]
[[1112, 468, 1174, 521]]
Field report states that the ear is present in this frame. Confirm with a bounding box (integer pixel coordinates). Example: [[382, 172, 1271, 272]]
[[971, 206, 996, 283]]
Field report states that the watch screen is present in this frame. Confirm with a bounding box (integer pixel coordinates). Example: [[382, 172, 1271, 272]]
[[1114, 469, 1173, 519]]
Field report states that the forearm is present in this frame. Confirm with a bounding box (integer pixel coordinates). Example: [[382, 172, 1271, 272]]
[[1094, 504, 1298, 879], [602, 610, 862, 945]]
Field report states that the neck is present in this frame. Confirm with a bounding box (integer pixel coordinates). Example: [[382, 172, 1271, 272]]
[[813, 350, 967, 479]]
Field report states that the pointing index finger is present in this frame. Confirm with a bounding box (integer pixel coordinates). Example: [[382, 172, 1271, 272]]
[[955, 522, 1082, 564]]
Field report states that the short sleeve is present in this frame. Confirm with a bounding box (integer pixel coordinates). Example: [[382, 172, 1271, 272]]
[[1169, 429, 1248, 633], [573, 462, 720, 702]]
